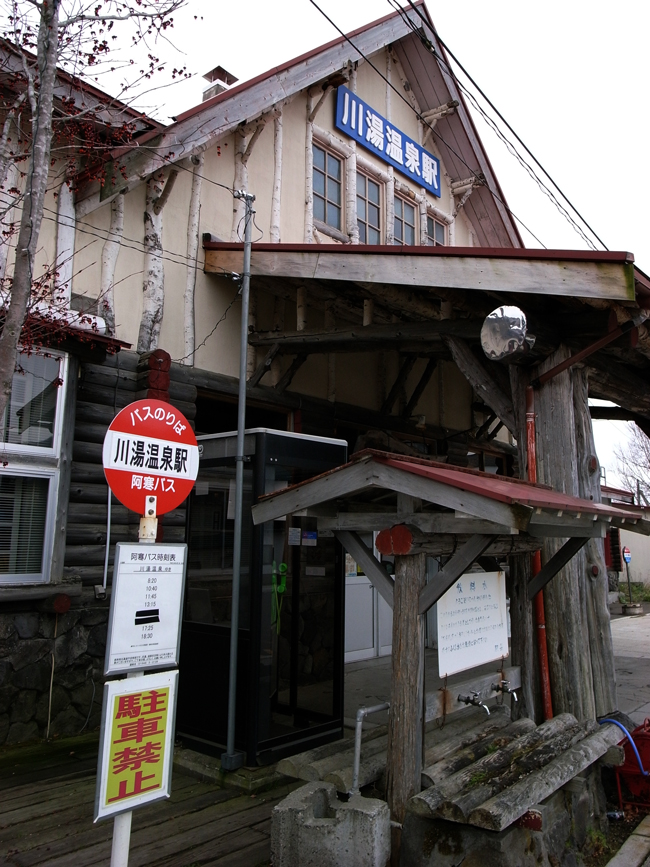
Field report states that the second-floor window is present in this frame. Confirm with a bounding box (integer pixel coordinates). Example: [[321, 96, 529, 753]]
[[357, 173, 381, 244], [427, 215, 446, 246], [313, 144, 342, 231], [394, 196, 417, 246]]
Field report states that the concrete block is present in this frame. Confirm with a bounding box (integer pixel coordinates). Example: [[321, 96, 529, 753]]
[[271, 781, 390, 867]]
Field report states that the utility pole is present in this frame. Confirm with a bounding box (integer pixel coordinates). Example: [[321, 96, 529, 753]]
[[222, 190, 255, 771]]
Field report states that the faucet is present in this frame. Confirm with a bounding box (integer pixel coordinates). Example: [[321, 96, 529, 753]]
[[458, 691, 490, 715], [492, 679, 518, 702]]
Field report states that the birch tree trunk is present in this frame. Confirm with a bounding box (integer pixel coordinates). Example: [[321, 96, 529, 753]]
[[137, 174, 165, 352], [270, 113, 282, 243], [0, 0, 61, 419], [54, 180, 75, 303], [535, 346, 595, 721], [100, 194, 124, 336], [0, 162, 19, 284], [183, 154, 203, 364]]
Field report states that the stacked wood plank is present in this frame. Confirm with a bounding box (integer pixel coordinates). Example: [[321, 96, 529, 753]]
[[277, 709, 624, 834], [410, 716, 624, 832], [63, 350, 197, 586]]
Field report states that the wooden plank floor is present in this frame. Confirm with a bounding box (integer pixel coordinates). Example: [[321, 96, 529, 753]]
[[0, 737, 295, 867]]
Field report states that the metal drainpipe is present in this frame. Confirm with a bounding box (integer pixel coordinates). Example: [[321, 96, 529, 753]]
[[526, 385, 553, 721]]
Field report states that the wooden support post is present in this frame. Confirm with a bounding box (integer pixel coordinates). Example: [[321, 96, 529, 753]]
[[402, 358, 437, 419], [275, 355, 306, 394], [386, 552, 426, 864], [535, 346, 596, 721], [248, 343, 280, 388], [444, 336, 517, 435], [381, 356, 417, 415], [418, 534, 494, 614], [528, 537, 590, 597], [334, 530, 394, 607], [296, 287, 307, 332]]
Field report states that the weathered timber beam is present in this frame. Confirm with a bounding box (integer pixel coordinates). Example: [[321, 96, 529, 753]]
[[527, 537, 590, 597], [248, 343, 280, 388], [587, 357, 650, 417], [381, 356, 417, 415], [371, 463, 533, 532], [403, 358, 438, 419], [318, 512, 516, 534], [249, 320, 480, 354], [275, 355, 307, 394], [418, 534, 495, 614], [354, 281, 443, 320], [424, 666, 522, 725], [334, 530, 394, 607], [444, 336, 517, 436]]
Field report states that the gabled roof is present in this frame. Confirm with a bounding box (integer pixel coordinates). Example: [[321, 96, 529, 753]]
[[75, 2, 522, 246], [251, 450, 650, 537]]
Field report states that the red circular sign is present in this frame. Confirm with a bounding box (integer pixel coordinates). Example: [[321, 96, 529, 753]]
[[102, 399, 198, 515]]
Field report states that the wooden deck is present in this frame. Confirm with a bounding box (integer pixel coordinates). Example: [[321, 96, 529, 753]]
[[0, 736, 296, 867]]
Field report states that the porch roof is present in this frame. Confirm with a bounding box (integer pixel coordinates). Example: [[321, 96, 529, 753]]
[[204, 241, 644, 304], [251, 449, 650, 538]]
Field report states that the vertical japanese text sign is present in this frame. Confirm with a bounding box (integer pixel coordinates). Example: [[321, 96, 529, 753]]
[[95, 670, 178, 821], [335, 85, 441, 197], [103, 399, 199, 516]]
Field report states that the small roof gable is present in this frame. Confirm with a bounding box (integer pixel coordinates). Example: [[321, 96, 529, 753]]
[[77, 2, 521, 244]]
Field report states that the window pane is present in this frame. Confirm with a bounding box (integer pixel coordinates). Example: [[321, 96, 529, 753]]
[[369, 204, 380, 228], [435, 222, 445, 244], [356, 173, 366, 195], [358, 222, 366, 244], [369, 227, 381, 245], [394, 197, 402, 218], [326, 203, 341, 230], [394, 217, 402, 242], [368, 180, 380, 205], [404, 202, 415, 225], [357, 197, 366, 220], [0, 475, 48, 575], [327, 176, 341, 206], [1, 354, 61, 449], [427, 216, 433, 237], [313, 145, 325, 170], [313, 169, 325, 197], [314, 195, 325, 222], [327, 153, 341, 180], [405, 224, 415, 245]]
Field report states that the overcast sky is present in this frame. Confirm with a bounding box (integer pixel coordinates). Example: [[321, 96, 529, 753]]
[[143, 0, 643, 485]]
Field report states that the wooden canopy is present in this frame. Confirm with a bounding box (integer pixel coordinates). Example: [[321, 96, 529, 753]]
[[251, 449, 650, 614]]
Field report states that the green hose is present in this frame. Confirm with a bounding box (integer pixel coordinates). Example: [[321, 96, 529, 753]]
[[271, 561, 287, 634]]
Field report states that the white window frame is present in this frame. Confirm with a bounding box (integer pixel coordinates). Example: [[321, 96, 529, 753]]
[[426, 212, 447, 246], [393, 194, 418, 246], [0, 349, 68, 585], [312, 142, 344, 235]]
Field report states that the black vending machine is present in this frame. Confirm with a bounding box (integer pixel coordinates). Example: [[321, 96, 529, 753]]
[[176, 428, 348, 765]]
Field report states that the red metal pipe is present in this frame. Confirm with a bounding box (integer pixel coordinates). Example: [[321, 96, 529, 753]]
[[526, 385, 554, 720]]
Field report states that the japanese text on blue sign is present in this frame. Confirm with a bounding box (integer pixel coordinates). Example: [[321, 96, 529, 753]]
[[335, 85, 441, 197]]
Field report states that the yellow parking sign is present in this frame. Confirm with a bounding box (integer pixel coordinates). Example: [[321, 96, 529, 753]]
[[95, 670, 178, 821]]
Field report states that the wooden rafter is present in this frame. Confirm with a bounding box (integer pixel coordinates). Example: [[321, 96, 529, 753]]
[[418, 534, 495, 614], [527, 537, 590, 597], [402, 357, 438, 419]]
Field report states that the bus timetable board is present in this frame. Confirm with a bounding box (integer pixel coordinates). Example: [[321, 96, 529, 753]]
[[104, 543, 187, 676]]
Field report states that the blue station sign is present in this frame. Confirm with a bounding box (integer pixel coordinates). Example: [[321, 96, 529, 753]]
[[335, 85, 441, 198]]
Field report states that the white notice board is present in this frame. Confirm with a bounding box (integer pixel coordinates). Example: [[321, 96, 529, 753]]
[[104, 542, 187, 675], [437, 571, 508, 677]]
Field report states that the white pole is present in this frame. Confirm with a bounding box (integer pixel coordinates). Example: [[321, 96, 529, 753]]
[[110, 811, 133, 867]]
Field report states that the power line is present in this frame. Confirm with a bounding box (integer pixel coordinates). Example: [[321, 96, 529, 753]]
[[398, 0, 608, 251], [306, 0, 545, 247]]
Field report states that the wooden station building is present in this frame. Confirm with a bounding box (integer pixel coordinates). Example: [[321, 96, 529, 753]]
[[1, 8, 650, 845]]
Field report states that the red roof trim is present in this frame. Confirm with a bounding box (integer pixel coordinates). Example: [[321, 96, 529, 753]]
[[204, 240, 635, 266]]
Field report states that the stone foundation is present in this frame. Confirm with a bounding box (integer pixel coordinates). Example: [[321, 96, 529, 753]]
[[271, 781, 390, 867], [401, 766, 607, 867], [0, 593, 109, 745]]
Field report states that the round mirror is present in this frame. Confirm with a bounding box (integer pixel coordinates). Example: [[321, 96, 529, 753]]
[[480, 306, 530, 361]]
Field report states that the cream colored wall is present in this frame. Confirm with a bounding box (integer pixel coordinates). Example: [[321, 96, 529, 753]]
[[619, 530, 650, 585], [40, 46, 480, 430]]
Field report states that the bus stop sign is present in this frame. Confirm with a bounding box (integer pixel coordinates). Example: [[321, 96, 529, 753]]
[[623, 547, 632, 564], [103, 399, 199, 515]]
